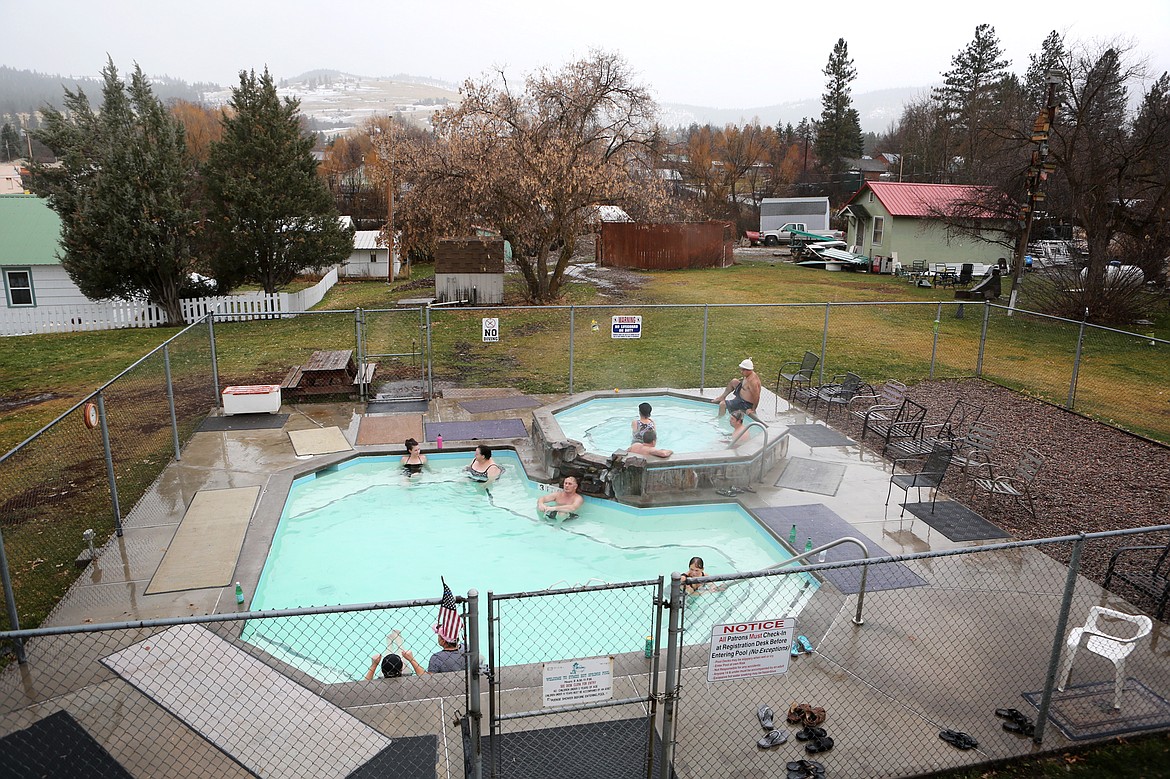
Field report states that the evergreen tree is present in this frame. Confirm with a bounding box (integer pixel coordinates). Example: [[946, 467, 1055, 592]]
[[204, 68, 351, 294], [814, 38, 864, 173], [28, 60, 198, 325], [1025, 31, 1066, 110], [932, 24, 1011, 180], [0, 123, 20, 161]]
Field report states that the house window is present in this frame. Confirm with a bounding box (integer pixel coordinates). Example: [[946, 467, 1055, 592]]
[[872, 217, 885, 247], [370, 253, 377, 263], [4, 269, 34, 307]]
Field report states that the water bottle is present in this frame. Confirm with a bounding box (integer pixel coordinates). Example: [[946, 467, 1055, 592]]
[[804, 537, 813, 554], [788, 524, 797, 545], [234, 581, 244, 605], [436, 434, 443, 450], [644, 635, 653, 658], [817, 548, 827, 563]]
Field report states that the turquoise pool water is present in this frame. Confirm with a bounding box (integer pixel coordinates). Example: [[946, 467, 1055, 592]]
[[553, 394, 756, 454], [243, 451, 813, 680]]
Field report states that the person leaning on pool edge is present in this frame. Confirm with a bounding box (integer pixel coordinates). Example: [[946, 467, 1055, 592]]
[[366, 649, 426, 680]]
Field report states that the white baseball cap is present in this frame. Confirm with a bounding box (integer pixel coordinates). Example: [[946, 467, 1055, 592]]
[[739, 358, 754, 370]]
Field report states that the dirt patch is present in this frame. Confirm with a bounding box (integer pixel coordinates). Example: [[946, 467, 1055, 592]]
[[0, 393, 67, 413]]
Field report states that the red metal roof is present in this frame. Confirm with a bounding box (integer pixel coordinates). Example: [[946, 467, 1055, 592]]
[[846, 181, 1001, 218]]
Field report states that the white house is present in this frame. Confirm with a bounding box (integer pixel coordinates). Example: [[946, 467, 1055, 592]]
[[0, 194, 91, 309], [338, 230, 399, 279]]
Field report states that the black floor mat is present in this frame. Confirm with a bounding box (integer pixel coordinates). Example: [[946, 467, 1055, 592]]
[[346, 735, 438, 779], [786, 424, 855, 448], [367, 400, 430, 414], [0, 710, 133, 779], [481, 717, 674, 779], [900, 501, 1010, 541], [197, 413, 289, 432]]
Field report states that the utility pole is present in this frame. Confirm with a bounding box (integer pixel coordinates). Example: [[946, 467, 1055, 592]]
[[1008, 70, 1061, 313], [371, 122, 397, 283]]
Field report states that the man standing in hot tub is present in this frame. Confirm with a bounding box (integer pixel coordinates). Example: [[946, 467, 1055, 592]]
[[717, 358, 761, 418]]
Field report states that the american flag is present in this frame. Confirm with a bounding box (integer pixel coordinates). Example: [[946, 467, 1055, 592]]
[[434, 577, 462, 644]]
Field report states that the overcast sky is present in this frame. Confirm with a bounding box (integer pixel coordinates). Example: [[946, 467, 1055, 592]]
[[8, 0, 1170, 108]]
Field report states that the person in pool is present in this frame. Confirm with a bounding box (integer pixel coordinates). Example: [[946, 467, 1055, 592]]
[[628, 428, 673, 458], [466, 444, 504, 484], [537, 475, 584, 520], [630, 402, 656, 444], [365, 649, 426, 680], [680, 556, 706, 595], [727, 410, 751, 448], [401, 437, 427, 476]]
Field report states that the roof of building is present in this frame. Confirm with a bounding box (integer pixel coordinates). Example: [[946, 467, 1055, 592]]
[[353, 230, 386, 250], [0, 194, 62, 265], [845, 157, 890, 173], [844, 181, 1002, 219]]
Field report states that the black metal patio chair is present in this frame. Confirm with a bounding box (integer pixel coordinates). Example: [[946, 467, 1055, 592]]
[[969, 447, 1045, 519], [775, 350, 820, 409], [886, 442, 954, 516], [808, 372, 872, 422]]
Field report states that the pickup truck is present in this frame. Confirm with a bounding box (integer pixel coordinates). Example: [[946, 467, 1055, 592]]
[[758, 222, 842, 246]]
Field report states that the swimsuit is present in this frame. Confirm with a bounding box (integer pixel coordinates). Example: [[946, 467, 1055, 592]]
[[403, 455, 424, 475], [632, 419, 655, 443], [544, 510, 580, 520], [725, 379, 755, 413], [467, 461, 503, 482]]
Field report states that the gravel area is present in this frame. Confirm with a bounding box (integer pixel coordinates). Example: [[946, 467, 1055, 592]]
[[830, 378, 1170, 611]]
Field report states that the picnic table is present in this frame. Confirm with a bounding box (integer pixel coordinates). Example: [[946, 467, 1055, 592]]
[[282, 350, 376, 397]]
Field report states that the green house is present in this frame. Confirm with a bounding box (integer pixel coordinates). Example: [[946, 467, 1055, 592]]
[[840, 182, 1013, 270], [0, 194, 90, 308]]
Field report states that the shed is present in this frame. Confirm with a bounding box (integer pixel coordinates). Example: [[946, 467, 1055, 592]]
[[338, 230, 399, 279], [434, 237, 505, 305]]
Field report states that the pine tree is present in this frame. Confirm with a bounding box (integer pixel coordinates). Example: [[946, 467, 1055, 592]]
[[28, 60, 198, 325], [814, 38, 864, 174], [204, 68, 351, 294], [1025, 31, 1066, 110], [932, 24, 1011, 180]]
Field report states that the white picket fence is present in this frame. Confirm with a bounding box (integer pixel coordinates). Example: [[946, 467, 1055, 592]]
[[0, 269, 338, 337]]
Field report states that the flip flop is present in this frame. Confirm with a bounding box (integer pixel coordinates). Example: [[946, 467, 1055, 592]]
[[716, 488, 737, 497], [757, 704, 775, 731], [757, 728, 789, 748], [790, 635, 814, 657], [736, 484, 757, 493], [994, 708, 1028, 722], [795, 725, 826, 741], [805, 735, 834, 754], [939, 729, 979, 749], [1002, 719, 1035, 737]]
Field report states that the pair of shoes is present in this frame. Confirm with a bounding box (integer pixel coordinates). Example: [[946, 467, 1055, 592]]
[[736, 484, 757, 493], [716, 487, 740, 497], [757, 728, 789, 748], [795, 725, 826, 741], [995, 708, 1035, 737], [786, 759, 826, 778], [786, 703, 826, 727], [790, 635, 814, 657], [939, 729, 979, 750]]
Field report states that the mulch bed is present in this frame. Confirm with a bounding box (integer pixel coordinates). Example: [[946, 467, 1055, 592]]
[[829, 378, 1170, 609]]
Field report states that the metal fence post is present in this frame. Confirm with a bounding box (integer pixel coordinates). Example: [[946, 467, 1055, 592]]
[[1068, 308, 1088, 409], [657, 572, 683, 779], [700, 304, 708, 392], [0, 527, 25, 662], [163, 345, 181, 461], [96, 391, 123, 537], [569, 306, 575, 395], [976, 301, 990, 377], [1034, 534, 1085, 744], [354, 308, 366, 403], [207, 313, 221, 408], [819, 303, 830, 383], [466, 589, 483, 779], [929, 302, 942, 379], [486, 590, 498, 779], [425, 305, 434, 399]]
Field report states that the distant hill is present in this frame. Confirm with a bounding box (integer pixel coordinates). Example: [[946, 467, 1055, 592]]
[[660, 85, 932, 133], [0, 66, 217, 121]]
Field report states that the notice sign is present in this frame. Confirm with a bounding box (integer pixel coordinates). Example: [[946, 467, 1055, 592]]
[[706, 618, 795, 683], [542, 656, 614, 707], [482, 317, 499, 342], [611, 315, 642, 339]]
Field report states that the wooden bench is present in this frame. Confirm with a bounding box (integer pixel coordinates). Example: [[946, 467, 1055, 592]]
[[1104, 542, 1170, 620], [353, 362, 378, 386]]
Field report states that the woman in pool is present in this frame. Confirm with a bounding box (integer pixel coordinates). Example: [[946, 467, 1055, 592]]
[[466, 444, 504, 484], [401, 438, 427, 476], [680, 556, 707, 595]]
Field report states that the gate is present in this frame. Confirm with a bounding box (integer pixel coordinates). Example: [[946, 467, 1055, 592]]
[[359, 306, 429, 402], [485, 579, 667, 778]]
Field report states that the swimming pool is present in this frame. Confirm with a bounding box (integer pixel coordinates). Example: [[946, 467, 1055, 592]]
[[552, 394, 757, 454], [243, 451, 814, 681]]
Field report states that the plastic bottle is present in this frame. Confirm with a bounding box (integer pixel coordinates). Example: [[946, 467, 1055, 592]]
[[436, 434, 443, 450], [644, 635, 653, 658], [788, 524, 797, 545], [234, 582, 244, 605], [817, 548, 827, 563], [804, 537, 813, 554]]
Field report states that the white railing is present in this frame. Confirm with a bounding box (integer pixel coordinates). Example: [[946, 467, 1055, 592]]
[[0, 269, 339, 336]]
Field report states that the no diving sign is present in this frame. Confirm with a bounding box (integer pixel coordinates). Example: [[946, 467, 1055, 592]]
[[482, 318, 499, 342], [706, 617, 795, 682], [611, 315, 642, 339]]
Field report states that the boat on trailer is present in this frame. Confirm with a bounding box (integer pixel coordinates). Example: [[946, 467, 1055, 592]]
[[796, 245, 870, 271]]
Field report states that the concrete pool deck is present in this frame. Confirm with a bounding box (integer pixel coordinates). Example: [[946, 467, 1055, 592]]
[[10, 385, 1170, 778]]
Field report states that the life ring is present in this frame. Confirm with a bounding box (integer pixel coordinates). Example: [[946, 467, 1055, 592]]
[[82, 401, 99, 430]]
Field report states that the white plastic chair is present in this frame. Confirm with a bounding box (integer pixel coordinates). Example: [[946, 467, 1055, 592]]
[[1057, 606, 1153, 709]]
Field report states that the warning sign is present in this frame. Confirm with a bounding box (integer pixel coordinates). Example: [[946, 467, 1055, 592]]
[[611, 315, 642, 339], [706, 618, 795, 682], [482, 317, 500, 342], [542, 656, 614, 707]]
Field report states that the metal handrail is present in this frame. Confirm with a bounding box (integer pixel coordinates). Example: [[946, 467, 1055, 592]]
[[768, 536, 871, 625]]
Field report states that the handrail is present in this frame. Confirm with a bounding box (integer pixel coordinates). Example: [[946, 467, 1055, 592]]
[[741, 420, 770, 483], [767, 536, 871, 625]]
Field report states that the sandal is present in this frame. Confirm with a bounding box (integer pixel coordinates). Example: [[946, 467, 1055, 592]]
[[715, 488, 737, 497], [736, 484, 756, 493], [804, 735, 834, 754], [802, 706, 827, 727], [939, 729, 979, 750], [757, 704, 775, 731], [1002, 719, 1035, 737], [795, 725, 827, 741], [757, 728, 789, 748], [787, 703, 810, 725]]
